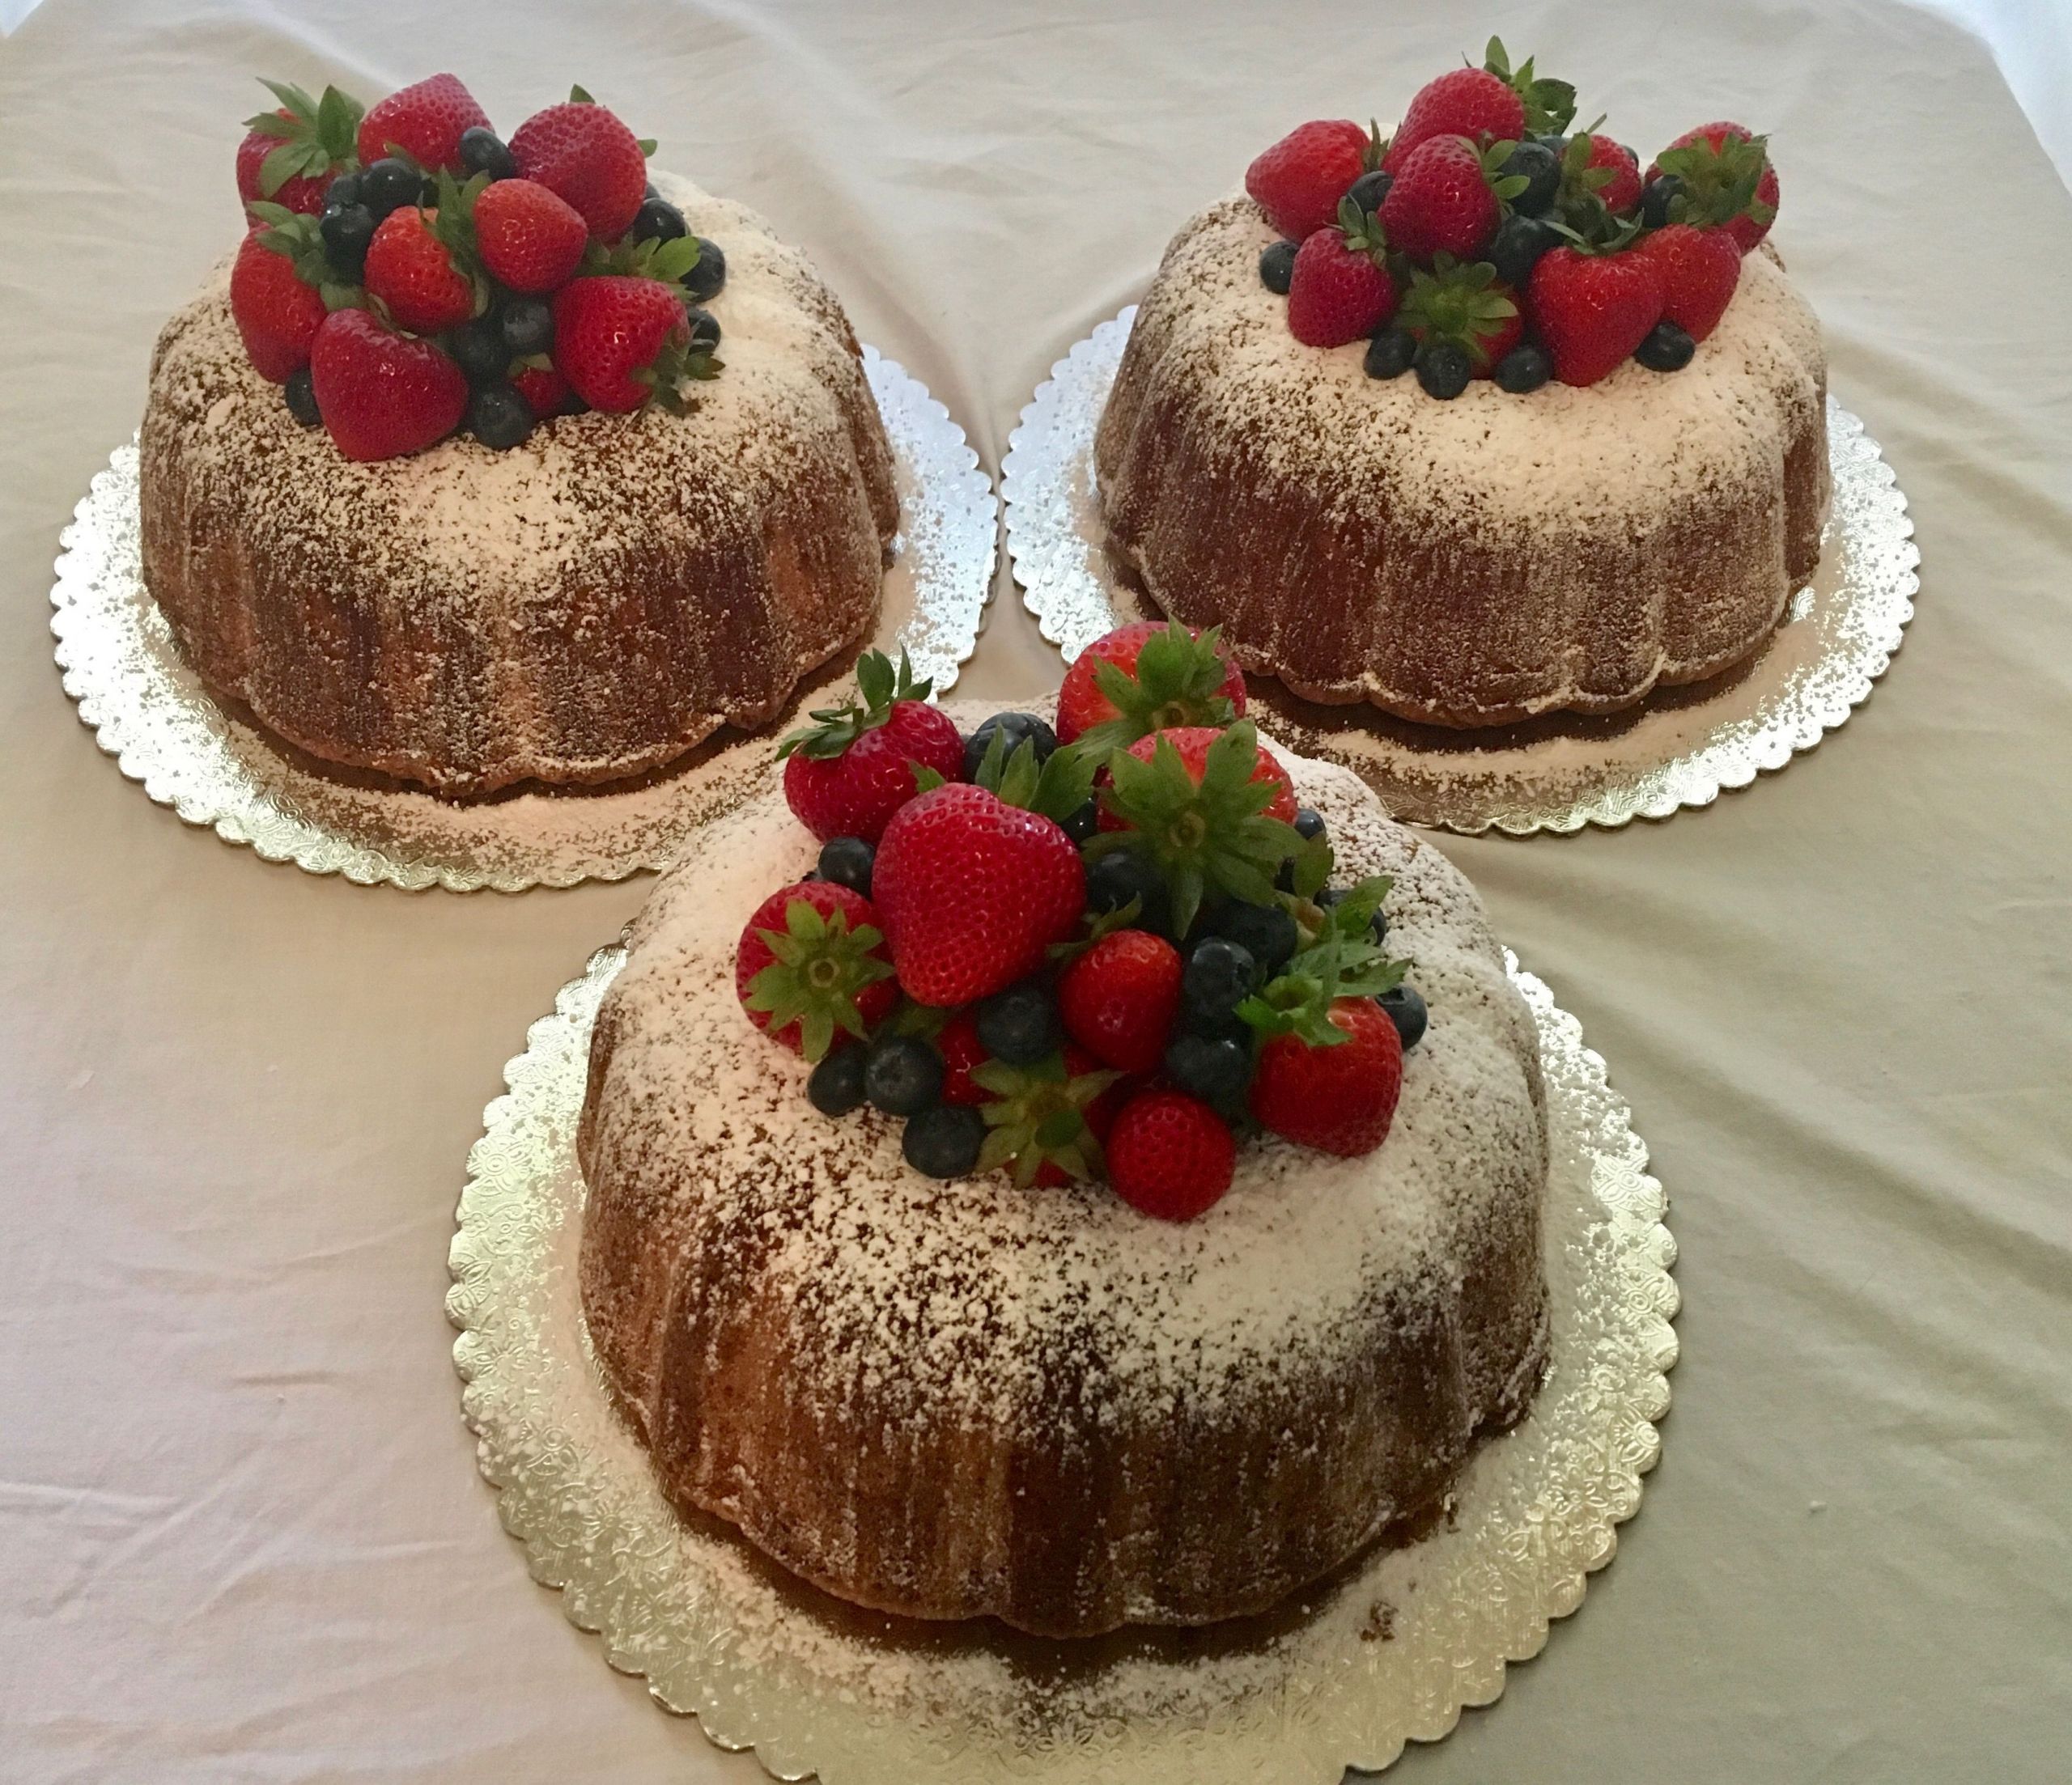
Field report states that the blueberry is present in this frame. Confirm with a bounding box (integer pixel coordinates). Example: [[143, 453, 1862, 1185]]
[[1344, 169, 1393, 214], [1535, 133, 1569, 159], [817, 836, 874, 897], [1377, 983, 1427, 1050], [449, 316, 511, 387], [964, 710, 1058, 781], [1206, 901, 1297, 974], [635, 195, 688, 244], [1414, 339, 1472, 400], [684, 306, 722, 354], [499, 297, 553, 357], [1640, 174, 1684, 231], [1635, 321, 1695, 372], [807, 1045, 868, 1116], [1369, 907, 1389, 945], [1061, 799, 1100, 844], [1258, 239, 1298, 295], [457, 126, 518, 182], [864, 1033, 942, 1117], [1177, 1001, 1250, 1045], [1163, 1032, 1251, 1111], [1086, 850, 1170, 932], [283, 367, 321, 428], [1503, 139, 1561, 217], [1493, 343, 1552, 394], [1293, 807, 1325, 842], [680, 238, 727, 303], [1487, 212, 1556, 290], [468, 384, 534, 451], [325, 169, 363, 210], [1364, 326, 1417, 380], [361, 156, 423, 219], [1184, 937, 1259, 1014], [902, 1103, 986, 1178], [975, 979, 1062, 1066], [318, 204, 375, 281]]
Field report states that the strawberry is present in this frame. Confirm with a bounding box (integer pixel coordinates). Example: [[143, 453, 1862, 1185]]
[[873, 783, 1086, 1007], [778, 650, 966, 844], [509, 95, 649, 242], [1379, 135, 1509, 262], [550, 275, 712, 414], [1397, 254, 1522, 375], [1248, 994, 1404, 1156], [356, 73, 490, 173], [1526, 244, 1663, 387], [308, 307, 469, 461], [969, 1046, 1122, 1188], [1631, 223, 1742, 342], [936, 1012, 991, 1105], [472, 177, 588, 293], [1105, 1089, 1236, 1221], [511, 360, 576, 418], [1055, 620, 1245, 750], [1384, 67, 1525, 172], [228, 226, 329, 382], [1577, 134, 1641, 214], [1090, 721, 1302, 938], [735, 880, 897, 1062], [1244, 119, 1374, 241], [237, 81, 362, 218], [1649, 122, 1777, 253], [1057, 929, 1183, 1074], [1286, 198, 1398, 348], [363, 205, 478, 333]]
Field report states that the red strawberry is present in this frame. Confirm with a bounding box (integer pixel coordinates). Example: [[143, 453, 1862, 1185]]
[[550, 276, 702, 414], [1286, 201, 1398, 348], [1380, 135, 1501, 262], [1055, 620, 1246, 749], [1384, 67, 1526, 172], [1245, 119, 1372, 241], [734, 880, 897, 1062], [472, 178, 588, 294], [1100, 726, 1298, 830], [308, 307, 469, 461], [778, 650, 965, 844], [936, 1012, 991, 1105], [1106, 1089, 1236, 1221], [974, 1044, 1122, 1189], [1397, 257, 1522, 376], [1578, 134, 1641, 214], [509, 100, 648, 242], [1249, 995, 1403, 1156], [1649, 122, 1778, 253], [356, 73, 490, 173], [873, 784, 1085, 1007], [1631, 223, 1742, 342], [228, 229, 328, 382], [236, 81, 362, 218], [1058, 930, 1183, 1074], [1526, 245, 1664, 387], [363, 206, 478, 334], [511, 361, 576, 419]]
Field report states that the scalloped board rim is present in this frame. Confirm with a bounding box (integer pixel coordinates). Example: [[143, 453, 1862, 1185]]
[[446, 940, 1676, 1783], [1003, 306, 1917, 837], [49, 348, 997, 892]]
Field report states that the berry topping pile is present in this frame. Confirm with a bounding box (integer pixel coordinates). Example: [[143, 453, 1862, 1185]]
[[1244, 37, 1779, 393], [735, 631, 1432, 1223], [227, 75, 728, 460]]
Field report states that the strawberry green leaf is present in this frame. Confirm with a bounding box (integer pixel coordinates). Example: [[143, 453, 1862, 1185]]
[[1074, 620, 1239, 753], [637, 138, 658, 156], [570, 83, 596, 104], [744, 899, 895, 1063], [911, 762, 947, 795], [973, 1053, 1119, 1187], [776, 651, 932, 761]]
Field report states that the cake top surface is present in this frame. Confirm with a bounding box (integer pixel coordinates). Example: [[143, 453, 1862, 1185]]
[[583, 704, 1548, 1435], [146, 171, 877, 604]]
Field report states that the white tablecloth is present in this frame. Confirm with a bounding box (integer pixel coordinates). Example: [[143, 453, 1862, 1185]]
[[2, 2, 2068, 1779]]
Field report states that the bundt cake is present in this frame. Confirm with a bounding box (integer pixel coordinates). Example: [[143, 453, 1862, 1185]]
[[577, 694, 1549, 1638], [141, 73, 897, 796], [1093, 50, 1829, 729]]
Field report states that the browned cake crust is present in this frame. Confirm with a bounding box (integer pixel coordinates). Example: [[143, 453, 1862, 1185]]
[[576, 708, 1549, 1637], [1094, 197, 1830, 729], [138, 176, 898, 797]]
